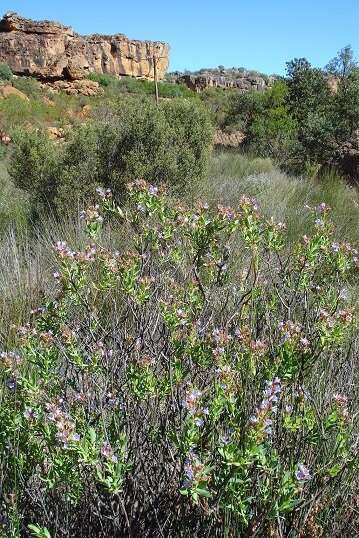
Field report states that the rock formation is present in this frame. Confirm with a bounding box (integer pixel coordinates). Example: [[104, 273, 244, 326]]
[[334, 129, 359, 180], [213, 130, 245, 148], [167, 68, 275, 93], [178, 73, 273, 93], [0, 12, 169, 81]]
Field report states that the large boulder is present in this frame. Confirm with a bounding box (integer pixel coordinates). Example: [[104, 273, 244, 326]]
[[0, 83, 29, 100], [0, 12, 169, 81], [178, 71, 273, 93], [334, 129, 359, 180]]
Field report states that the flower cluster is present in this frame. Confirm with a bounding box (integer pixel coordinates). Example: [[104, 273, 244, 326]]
[[46, 401, 80, 449], [278, 320, 309, 349], [295, 463, 312, 482], [217, 205, 236, 221], [96, 187, 112, 200], [239, 195, 259, 213], [319, 308, 353, 328], [80, 205, 103, 224], [0, 351, 22, 368], [249, 378, 282, 437], [181, 387, 209, 427], [101, 441, 118, 463], [182, 451, 208, 489], [332, 393, 349, 421]]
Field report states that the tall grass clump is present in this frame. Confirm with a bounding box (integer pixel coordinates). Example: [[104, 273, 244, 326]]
[[0, 182, 357, 537], [0, 152, 29, 233], [194, 151, 359, 244]]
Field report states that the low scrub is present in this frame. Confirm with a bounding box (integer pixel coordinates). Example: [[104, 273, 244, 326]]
[[0, 62, 12, 81], [9, 97, 213, 215], [0, 182, 357, 536]]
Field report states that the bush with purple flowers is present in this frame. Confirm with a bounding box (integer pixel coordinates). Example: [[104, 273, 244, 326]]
[[0, 182, 358, 537]]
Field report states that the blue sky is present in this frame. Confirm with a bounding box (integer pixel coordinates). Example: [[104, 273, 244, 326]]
[[2, 1, 359, 74]]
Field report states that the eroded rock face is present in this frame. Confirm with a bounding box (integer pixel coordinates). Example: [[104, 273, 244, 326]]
[[334, 129, 359, 180], [50, 79, 102, 96], [176, 73, 274, 93], [0, 12, 169, 81]]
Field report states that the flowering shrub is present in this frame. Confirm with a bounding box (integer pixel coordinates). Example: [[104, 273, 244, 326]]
[[0, 183, 358, 537]]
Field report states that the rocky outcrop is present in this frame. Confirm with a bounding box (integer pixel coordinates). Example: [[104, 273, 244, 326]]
[[168, 68, 275, 93], [0, 84, 29, 100], [49, 79, 102, 96], [334, 129, 359, 179], [178, 73, 273, 93], [0, 12, 169, 81], [214, 130, 245, 148]]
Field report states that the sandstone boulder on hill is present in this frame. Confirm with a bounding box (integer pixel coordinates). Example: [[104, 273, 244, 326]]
[[334, 129, 359, 179], [0, 84, 29, 101], [50, 79, 102, 96], [0, 12, 169, 81]]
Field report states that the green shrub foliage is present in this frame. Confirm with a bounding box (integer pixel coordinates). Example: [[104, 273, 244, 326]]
[[9, 98, 213, 215], [0, 62, 12, 81], [0, 183, 357, 536]]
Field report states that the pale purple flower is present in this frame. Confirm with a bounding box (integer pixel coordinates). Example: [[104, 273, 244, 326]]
[[332, 393, 348, 406], [23, 407, 38, 421], [295, 463, 311, 481], [6, 378, 16, 390], [101, 441, 114, 459], [148, 185, 158, 196]]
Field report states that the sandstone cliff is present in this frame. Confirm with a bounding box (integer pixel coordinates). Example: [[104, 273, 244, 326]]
[[167, 68, 275, 93], [0, 12, 169, 81], [177, 73, 273, 93]]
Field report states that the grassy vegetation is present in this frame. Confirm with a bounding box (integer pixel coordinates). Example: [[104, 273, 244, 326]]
[[192, 151, 359, 243], [0, 149, 29, 231]]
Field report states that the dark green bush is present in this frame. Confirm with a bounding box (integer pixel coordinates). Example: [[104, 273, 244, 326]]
[[12, 76, 41, 99], [9, 129, 61, 216], [0, 62, 12, 81], [9, 97, 213, 214], [87, 72, 117, 87]]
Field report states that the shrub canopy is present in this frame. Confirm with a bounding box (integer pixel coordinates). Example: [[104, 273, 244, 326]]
[[9, 97, 214, 215]]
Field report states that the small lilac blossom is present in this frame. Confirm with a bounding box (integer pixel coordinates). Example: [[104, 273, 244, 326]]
[[295, 463, 311, 481], [23, 407, 38, 421], [6, 377, 16, 390], [148, 185, 158, 196]]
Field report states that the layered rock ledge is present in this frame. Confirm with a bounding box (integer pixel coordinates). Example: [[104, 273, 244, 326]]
[[0, 12, 169, 81]]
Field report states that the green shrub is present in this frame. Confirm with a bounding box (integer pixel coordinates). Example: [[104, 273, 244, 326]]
[[12, 76, 42, 99], [0, 183, 357, 536], [87, 72, 118, 87], [0, 62, 12, 81], [9, 97, 214, 214], [9, 129, 61, 216]]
